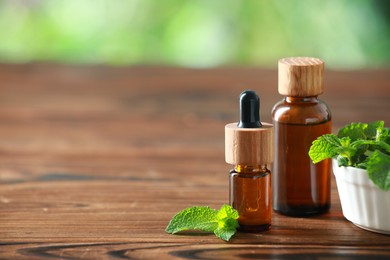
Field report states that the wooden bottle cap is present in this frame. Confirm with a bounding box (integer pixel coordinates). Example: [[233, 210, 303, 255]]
[[225, 122, 274, 165], [278, 57, 324, 97]]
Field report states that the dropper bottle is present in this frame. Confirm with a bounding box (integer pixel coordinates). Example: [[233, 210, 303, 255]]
[[225, 90, 274, 232]]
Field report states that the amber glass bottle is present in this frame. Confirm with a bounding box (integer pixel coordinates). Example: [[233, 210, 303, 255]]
[[225, 90, 274, 231], [272, 57, 332, 216], [229, 164, 271, 231]]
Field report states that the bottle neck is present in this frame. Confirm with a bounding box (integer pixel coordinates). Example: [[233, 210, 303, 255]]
[[235, 164, 269, 174], [285, 96, 318, 103]]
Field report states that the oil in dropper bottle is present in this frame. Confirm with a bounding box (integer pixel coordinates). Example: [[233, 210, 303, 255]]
[[225, 90, 274, 231]]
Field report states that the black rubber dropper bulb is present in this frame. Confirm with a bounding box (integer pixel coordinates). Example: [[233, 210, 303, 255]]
[[237, 90, 262, 128]]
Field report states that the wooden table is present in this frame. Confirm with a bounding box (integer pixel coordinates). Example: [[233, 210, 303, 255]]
[[1, 64, 389, 259]]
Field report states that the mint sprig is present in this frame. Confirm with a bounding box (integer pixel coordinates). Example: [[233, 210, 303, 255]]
[[165, 205, 239, 241], [309, 121, 390, 191]]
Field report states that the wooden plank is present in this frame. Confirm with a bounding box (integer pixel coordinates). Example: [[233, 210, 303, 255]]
[[1, 243, 390, 260], [1, 64, 390, 258]]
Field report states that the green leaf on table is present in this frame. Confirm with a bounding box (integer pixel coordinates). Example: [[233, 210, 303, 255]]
[[214, 204, 240, 241], [165, 205, 239, 241], [165, 206, 218, 234]]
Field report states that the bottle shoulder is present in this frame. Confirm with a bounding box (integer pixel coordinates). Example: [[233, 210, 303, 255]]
[[272, 98, 331, 124]]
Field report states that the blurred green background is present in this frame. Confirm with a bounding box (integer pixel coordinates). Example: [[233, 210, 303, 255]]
[[0, 0, 389, 69]]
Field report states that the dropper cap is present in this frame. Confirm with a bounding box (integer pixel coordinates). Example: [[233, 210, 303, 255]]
[[238, 90, 262, 128], [278, 57, 324, 97], [225, 90, 274, 165]]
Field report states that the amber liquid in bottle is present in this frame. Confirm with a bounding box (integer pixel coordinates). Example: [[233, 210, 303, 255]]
[[272, 97, 331, 216], [230, 165, 271, 232]]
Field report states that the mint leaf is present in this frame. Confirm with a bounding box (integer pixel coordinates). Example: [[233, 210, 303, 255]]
[[366, 121, 384, 140], [338, 122, 367, 141], [165, 206, 218, 233], [336, 155, 349, 167], [165, 205, 239, 241], [376, 126, 390, 144], [351, 140, 390, 154], [309, 134, 342, 163], [217, 204, 239, 221], [338, 121, 386, 141], [214, 204, 240, 241], [214, 227, 237, 241], [366, 150, 390, 191]]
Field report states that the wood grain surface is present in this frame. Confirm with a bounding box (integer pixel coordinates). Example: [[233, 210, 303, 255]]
[[0, 64, 390, 259]]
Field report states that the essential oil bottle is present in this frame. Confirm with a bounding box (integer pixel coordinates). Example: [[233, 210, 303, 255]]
[[225, 90, 274, 231], [272, 57, 332, 216]]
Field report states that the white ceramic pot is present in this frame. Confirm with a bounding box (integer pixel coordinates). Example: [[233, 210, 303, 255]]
[[332, 159, 390, 234]]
